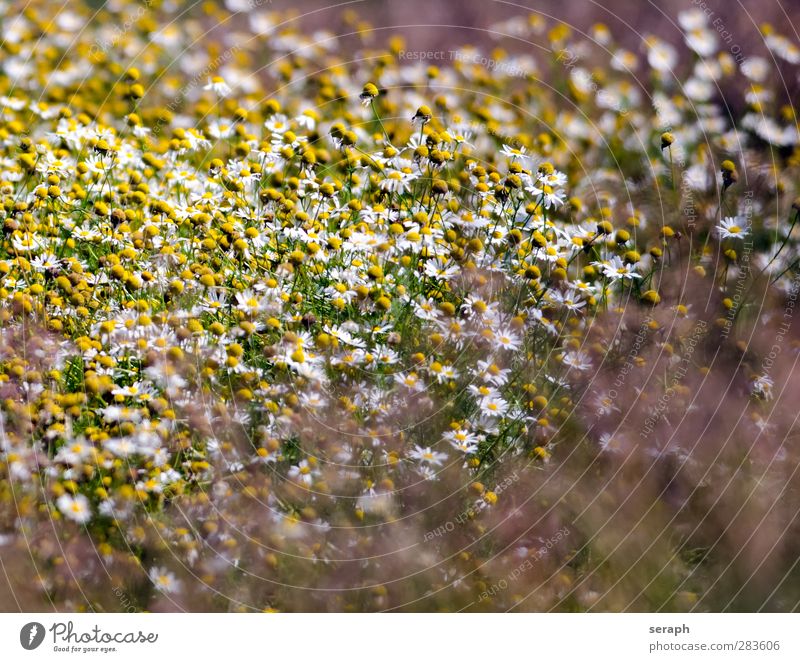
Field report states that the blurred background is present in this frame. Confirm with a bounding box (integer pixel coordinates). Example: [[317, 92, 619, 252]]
[[263, 0, 800, 51]]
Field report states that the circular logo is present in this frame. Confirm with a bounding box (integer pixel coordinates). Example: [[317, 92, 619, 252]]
[[20, 622, 45, 650]]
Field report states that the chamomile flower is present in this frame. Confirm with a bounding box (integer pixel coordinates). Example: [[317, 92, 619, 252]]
[[443, 429, 480, 453], [380, 169, 414, 193], [149, 567, 182, 593], [562, 351, 592, 372], [595, 256, 641, 282], [203, 76, 232, 97], [647, 40, 678, 73], [56, 494, 92, 523], [408, 445, 448, 465], [30, 253, 61, 271], [717, 216, 749, 239]]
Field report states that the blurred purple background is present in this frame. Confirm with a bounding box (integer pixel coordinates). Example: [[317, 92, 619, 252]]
[[265, 0, 799, 52]]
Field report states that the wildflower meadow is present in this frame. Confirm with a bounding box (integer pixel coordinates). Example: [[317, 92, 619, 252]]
[[1, 0, 800, 615]]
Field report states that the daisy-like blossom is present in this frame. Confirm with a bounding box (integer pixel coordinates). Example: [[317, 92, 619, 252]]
[[647, 40, 678, 72], [203, 76, 232, 97], [717, 216, 749, 239], [562, 351, 592, 372], [149, 567, 182, 594], [408, 445, 448, 465], [595, 256, 641, 282], [56, 494, 92, 523]]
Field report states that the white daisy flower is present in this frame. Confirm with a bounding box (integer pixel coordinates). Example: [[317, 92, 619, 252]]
[[149, 566, 182, 593], [408, 445, 448, 465], [56, 493, 92, 524], [717, 216, 749, 239]]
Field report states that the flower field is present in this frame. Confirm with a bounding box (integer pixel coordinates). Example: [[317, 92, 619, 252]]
[[1, 0, 800, 612]]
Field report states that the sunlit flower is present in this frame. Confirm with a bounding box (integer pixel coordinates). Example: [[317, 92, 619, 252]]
[[717, 216, 749, 239], [56, 494, 92, 523]]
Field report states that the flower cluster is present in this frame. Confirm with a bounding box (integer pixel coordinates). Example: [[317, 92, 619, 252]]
[[0, 1, 799, 612]]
